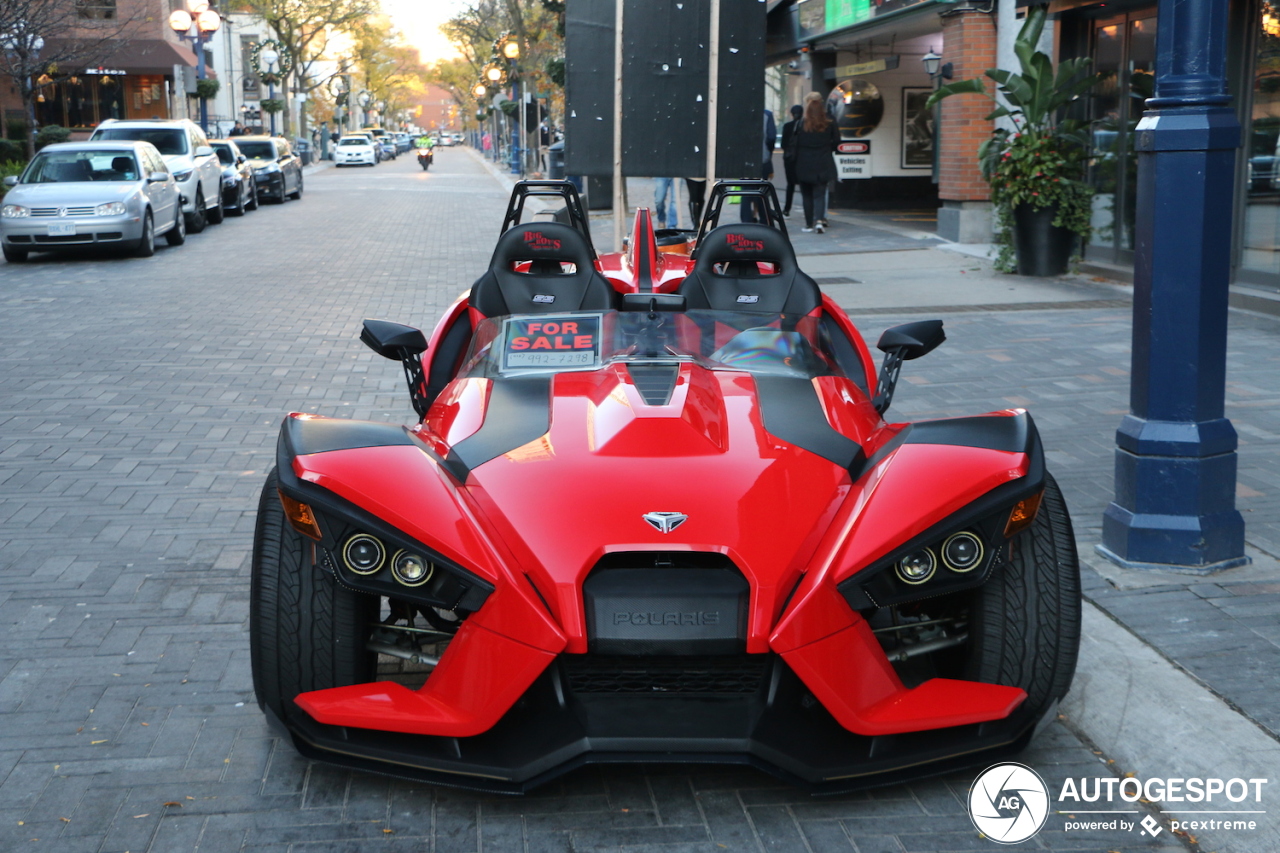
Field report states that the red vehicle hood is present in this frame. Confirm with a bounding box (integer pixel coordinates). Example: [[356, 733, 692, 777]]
[[418, 362, 869, 653]]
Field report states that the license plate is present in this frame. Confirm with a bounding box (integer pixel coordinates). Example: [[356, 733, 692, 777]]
[[47, 223, 76, 236]]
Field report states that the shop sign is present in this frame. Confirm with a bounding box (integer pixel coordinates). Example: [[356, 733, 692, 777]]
[[838, 141, 870, 154], [830, 56, 899, 79], [836, 154, 871, 180], [85, 67, 127, 76]]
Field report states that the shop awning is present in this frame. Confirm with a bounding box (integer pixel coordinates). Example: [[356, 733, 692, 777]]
[[41, 38, 196, 76]]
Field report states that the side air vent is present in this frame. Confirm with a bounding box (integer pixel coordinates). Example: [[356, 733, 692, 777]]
[[627, 363, 680, 406], [561, 655, 768, 694]]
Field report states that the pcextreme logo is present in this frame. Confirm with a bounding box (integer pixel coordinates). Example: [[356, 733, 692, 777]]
[[968, 763, 1270, 845]]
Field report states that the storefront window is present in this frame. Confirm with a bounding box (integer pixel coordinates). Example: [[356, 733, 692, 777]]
[[34, 74, 128, 128], [1087, 13, 1156, 262], [1240, 1, 1280, 276]]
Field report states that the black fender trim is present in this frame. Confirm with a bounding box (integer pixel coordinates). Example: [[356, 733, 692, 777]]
[[904, 412, 1030, 452], [753, 375, 866, 475], [444, 377, 552, 482], [282, 414, 414, 457]]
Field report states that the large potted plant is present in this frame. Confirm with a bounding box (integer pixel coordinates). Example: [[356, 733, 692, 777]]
[[928, 6, 1097, 275]]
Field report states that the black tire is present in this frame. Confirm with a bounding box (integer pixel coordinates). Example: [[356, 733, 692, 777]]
[[250, 468, 377, 723], [207, 192, 225, 224], [246, 180, 259, 211], [165, 204, 186, 246], [230, 183, 247, 216], [289, 172, 303, 200], [186, 187, 207, 233], [133, 211, 155, 257], [2, 244, 27, 262], [966, 472, 1081, 720]]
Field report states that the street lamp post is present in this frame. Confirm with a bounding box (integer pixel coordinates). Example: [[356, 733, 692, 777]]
[[502, 39, 522, 176], [921, 49, 951, 186], [168, 2, 221, 134], [260, 46, 280, 135]]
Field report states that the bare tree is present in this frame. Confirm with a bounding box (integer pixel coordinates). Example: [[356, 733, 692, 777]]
[[0, 0, 144, 157]]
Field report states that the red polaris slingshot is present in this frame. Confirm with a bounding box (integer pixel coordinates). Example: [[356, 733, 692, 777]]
[[251, 181, 1081, 793]]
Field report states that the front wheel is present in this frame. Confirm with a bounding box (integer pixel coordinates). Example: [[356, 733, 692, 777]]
[[207, 191, 225, 224], [250, 468, 376, 724], [186, 188, 207, 233], [966, 472, 1081, 721], [165, 204, 186, 246], [246, 179, 259, 210], [133, 211, 155, 257], [289, 173, 303, 200]]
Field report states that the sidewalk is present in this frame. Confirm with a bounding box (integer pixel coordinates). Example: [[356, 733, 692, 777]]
[[467, 146, 1280, 849]]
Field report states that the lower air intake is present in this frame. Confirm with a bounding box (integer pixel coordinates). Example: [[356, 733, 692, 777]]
[[561, 654, 768, 694]]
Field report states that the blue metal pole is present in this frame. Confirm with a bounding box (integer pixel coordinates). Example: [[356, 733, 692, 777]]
[[510, 72, 521, 175], [268, 79, 276, 136], [1099, 0, 1245, 571], [196, 32, 208, 134]]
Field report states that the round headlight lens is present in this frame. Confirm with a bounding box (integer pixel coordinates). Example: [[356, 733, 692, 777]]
[[342, 534, 385, 575], [96, 202, 127, 216], [390, 550, 433, 587], [941, 531, 985, 572], [895, 548, 937, 585], [1, 204, 29, 218]]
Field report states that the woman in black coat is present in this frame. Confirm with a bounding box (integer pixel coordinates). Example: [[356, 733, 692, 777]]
[[791, 94, 841, 233]]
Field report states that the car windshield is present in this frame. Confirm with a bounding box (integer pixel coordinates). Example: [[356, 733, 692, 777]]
[[338, 138, 368, 147], [236, 141, 277, 159], [460, 310, 846, 381], [22, 150, 140, 183], [94, 128, 187, 156], [212, 144, 235, 165]]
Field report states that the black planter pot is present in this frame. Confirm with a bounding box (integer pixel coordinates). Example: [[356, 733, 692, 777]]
[[1011, 203, 1076, 276]]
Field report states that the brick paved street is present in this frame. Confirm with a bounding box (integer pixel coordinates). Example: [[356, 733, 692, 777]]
[[0, 146, 1254, 852]]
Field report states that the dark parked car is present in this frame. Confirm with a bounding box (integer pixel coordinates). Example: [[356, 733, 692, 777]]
[[210, 139, 258, 216], [235, 136, 303, 203]]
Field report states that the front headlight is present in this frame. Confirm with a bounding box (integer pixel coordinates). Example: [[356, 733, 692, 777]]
[[95, 202, 127, 216], [172, 169, 193, 182], [1, 204, 29, 218], [255, 163, 281, 175]]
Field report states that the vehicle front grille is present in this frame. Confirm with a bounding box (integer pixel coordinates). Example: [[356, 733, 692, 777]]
[[561, 654, 769, 695], [31, 207, 95, 217], [33, 234, 95, 243]]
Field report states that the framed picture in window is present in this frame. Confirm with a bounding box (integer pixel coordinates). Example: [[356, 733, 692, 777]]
[[902, 87, 934, 169]]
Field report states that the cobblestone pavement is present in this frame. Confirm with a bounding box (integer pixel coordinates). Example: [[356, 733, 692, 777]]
[[0, 147, 1228, 853]]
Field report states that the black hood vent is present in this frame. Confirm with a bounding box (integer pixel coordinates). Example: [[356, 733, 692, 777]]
[[627, 363, 680, 406]]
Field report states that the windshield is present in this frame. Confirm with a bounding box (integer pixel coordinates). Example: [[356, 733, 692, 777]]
[[460, 310, 844, 381], [212, 144, 235, 165], [22, 150, 140, 183], [236, 141, 277, 159], [94, 128, 187, 156], [338, 138, 368, 147]]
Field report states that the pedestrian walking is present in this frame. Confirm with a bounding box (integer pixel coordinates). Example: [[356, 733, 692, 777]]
[[229, 121, 245, 137], [685, 178, 706, 227], [740, 108, 777, 223], [779, 105, 803, 217], [654, 178, 678, 229], [790, 93, 840, 233]]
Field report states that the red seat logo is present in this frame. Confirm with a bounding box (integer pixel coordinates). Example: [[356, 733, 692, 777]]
[[726, 233, 764, 253], [523, 231, 562, 250]]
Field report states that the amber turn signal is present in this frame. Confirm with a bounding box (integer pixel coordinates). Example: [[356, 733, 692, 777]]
[[1004, 490, 1044, 538], [278, 490, 323, 540]]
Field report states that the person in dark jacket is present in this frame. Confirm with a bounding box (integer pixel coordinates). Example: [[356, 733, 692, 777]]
[[779, 104, 803, 216], [791, 93, 840, 233], [740, 108, 777, 223]]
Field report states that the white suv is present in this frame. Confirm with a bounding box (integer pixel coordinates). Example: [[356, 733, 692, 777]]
[[90, 119, 224, 232]]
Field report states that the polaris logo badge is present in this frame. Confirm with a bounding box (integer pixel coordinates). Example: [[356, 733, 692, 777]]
[[613, 610, 719, 626], [643, 511, 687, 533], [523, 231, 562, 250], [736, 294, 760, 304], [726, 233, 764, 253], [531, 294, 555, 303]]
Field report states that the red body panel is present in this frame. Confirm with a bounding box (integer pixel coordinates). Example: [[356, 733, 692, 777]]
[[597, 208, 696, 293]]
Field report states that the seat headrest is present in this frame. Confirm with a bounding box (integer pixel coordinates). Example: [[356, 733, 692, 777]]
[[491, 223, 595, 272], [111, 157, 136, 177], [693, 224, 798, 274]]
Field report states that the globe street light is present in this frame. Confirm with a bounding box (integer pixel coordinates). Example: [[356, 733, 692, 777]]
[[168, 1, 221, 134], [260, 46, 280, 134]]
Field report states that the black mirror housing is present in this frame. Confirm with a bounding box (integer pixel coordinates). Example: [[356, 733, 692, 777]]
[[620, 293, 687, 312], [876, 319, 946, 360], [361, 319, 427, 360]]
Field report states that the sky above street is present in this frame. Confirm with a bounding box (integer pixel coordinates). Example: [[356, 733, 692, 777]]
[[380, 0, 465, 62]]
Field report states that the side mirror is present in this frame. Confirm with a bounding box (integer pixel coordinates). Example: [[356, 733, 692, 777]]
[[146, 171, 169, 183], [361, 318, 427, 360], [3, 175, 17, 187], [195, 145, 214, 157], [872, 320, 945, 415]]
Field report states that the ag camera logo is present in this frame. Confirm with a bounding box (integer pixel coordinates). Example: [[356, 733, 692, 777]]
[[969, 763, 1051, 844]]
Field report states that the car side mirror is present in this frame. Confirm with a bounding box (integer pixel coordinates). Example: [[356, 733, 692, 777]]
[[2, 175, 17, 187], [195, 145, 214, 157], [361, 319, 427, 360], [872, 320, 945, 415], [147, 171, 169, 183]]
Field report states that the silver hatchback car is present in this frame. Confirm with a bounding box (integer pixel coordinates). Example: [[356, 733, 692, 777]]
[[1, 141, 185, 262]]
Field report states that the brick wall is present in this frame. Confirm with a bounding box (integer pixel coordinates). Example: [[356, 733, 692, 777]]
[[939, 11, 997, 203]]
